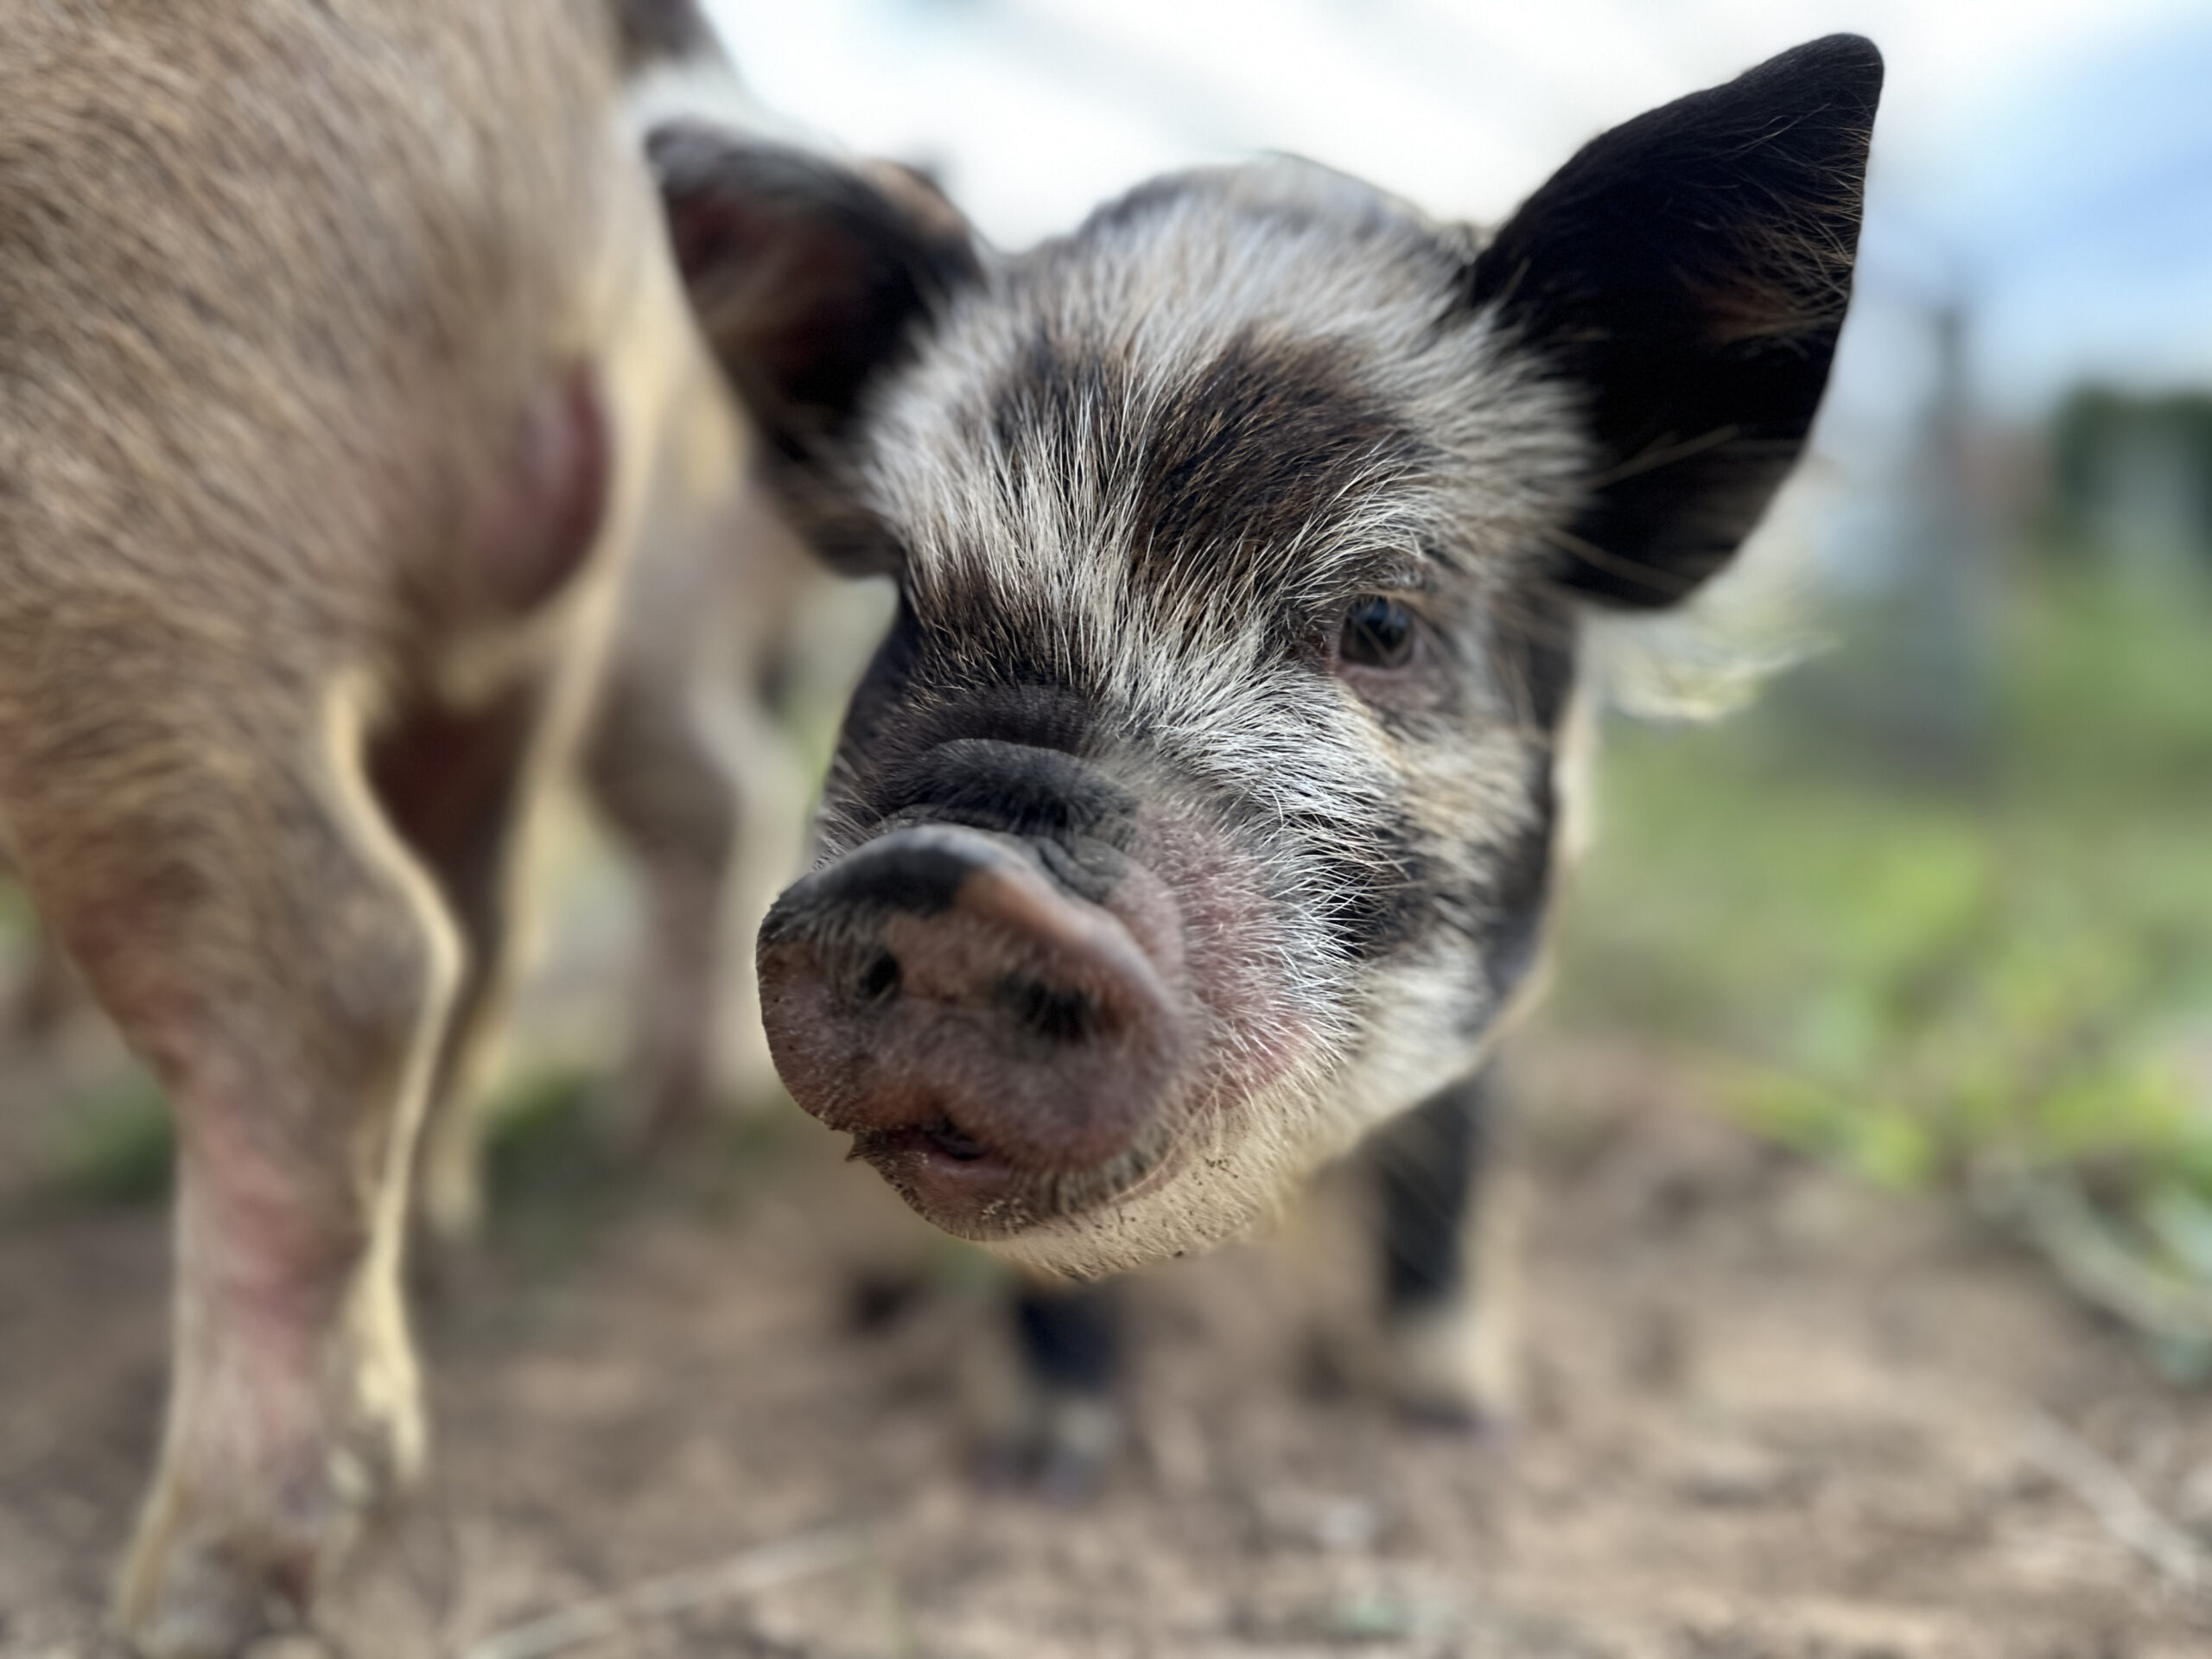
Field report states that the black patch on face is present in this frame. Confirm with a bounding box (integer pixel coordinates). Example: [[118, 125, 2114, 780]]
[[828, 602, 1135, 898], [971, 323, 1422, 621], [982, 324, 1130, 466], [1292, 808, 1432, 964], [1493, 589, 1580, 733], [834, 597, 1103, 815], [1367, 1068, 1492, 1313], [870, 739, 1137, 854], [836, 596, 931, 775], [1134, 331, 1419, 589], [1515, 630, 1577, 734], [1450, 588, 1573, 1006], [1478, 759, 1555, 1007], [1335, 583, 1574, 982], [843, 642, 1101, 803]]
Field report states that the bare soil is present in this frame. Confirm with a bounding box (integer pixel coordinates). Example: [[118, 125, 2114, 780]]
[[4, 1033, 2210, 1659]]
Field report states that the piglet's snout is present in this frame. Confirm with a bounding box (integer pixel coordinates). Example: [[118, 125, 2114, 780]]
[[757, 825, 1185, 1199]]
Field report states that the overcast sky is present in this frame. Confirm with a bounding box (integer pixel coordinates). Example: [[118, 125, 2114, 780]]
[[699, 0, 2212, 418]]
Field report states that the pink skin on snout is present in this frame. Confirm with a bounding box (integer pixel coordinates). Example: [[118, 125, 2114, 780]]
[[758, 827, 1195, 1234]]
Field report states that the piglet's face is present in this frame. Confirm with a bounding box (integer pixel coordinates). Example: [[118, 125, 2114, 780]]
[[755, 179, 1587, 1273], [655, 35, 1882, 1276]]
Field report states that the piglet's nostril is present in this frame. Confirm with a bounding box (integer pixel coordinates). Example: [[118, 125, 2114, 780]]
[[854, 950, 900, 1005], [923, 1115, 986, 1161], [994, 974, 1098, 1045]]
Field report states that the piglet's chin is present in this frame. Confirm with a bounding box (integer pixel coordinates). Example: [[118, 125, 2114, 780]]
[[977, 1084, 1336, 1279]]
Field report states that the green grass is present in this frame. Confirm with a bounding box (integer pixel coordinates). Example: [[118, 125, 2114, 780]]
[[0, 880, 35, 948], [54, 1066, 175, 1204], [1549, 561, 2212, 1231], [470, 1063, 814, 1274]]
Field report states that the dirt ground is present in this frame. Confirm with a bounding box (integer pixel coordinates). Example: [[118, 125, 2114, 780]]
[[4, 1028, 2212, 1659]]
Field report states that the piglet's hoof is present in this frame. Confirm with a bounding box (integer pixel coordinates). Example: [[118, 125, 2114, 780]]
[[1378, 1307, 1520, 1441], [114, 1391, 414, 1659], [113, 1541, 300, 1659], [117, 1554, 348, 1659], [975, 1394, 1122, 1506]]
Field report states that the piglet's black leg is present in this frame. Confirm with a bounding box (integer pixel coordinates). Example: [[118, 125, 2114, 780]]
[[1367, 1063, 1522, 1429], [984, 1278, 1124, 1502]]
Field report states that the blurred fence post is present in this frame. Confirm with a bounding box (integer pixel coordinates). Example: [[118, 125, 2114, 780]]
[[1891, 302, 1995, 777], [1812, 298, 1998, 785]]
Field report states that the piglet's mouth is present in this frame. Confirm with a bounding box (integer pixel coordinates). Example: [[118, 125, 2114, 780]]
[[756, 823, 1193, 1236]]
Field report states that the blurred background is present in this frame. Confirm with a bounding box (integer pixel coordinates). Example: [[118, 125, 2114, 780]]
[[7, 2, 2212, 1651]]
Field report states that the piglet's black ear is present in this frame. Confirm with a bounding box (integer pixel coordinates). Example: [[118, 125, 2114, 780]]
[[649, 124, 981, 570], [1469, 35, 1881, 607]]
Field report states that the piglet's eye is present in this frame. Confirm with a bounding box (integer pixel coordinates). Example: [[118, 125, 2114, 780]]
[[1339, 595, 1415, 670]]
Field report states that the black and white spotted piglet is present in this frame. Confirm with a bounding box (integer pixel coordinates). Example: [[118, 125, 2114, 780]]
[[652, 35, 1882, 1452]]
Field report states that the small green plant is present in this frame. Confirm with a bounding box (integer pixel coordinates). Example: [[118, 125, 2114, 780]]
[[480, 1065, 609, 1213], [1547, 559, 2212, 1325], [55, 1067, 175, 1204], [0, 880, 35, 946]]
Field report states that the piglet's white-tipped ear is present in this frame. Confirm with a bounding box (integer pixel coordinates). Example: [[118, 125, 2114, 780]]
[[649, 124, 980, 570], [1468, 35, 1882, 608]]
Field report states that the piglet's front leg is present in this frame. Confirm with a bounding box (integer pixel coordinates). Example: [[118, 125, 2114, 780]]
[[1367, 1066, 1522, 1431]]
